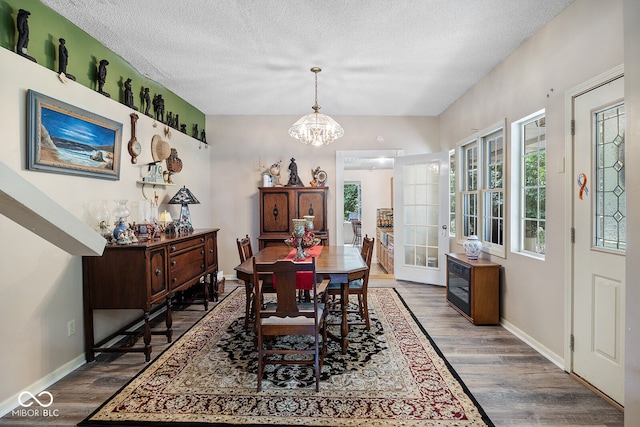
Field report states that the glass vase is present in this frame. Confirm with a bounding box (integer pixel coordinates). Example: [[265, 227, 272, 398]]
[[112, 200, 131, 240]]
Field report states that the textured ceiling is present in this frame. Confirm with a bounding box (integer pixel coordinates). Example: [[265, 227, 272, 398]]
[[42, 0, 573, 117]]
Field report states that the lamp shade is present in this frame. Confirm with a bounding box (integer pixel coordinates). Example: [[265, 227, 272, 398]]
[[168, 186, 200, 205]]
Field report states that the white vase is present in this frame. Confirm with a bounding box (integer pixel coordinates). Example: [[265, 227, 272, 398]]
[[463, 235, 483, 260]]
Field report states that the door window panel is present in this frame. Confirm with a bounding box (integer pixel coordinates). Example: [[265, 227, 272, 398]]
[[595, 104, 625, 251]]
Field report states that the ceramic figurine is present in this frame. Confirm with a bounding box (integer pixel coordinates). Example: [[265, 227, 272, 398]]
[[16, 9, 36, 62], [153, 94, 165, 122], [58, 38, 75, 80], [142, 87, 151, 116], [124, 78, 137, 110], [287, 157, 304, 187], [97, 59, 110, 97]]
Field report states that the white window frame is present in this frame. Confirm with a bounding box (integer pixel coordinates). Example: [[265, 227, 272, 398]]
[[510, 109, 546, 259], [449, 149, 456, 237], [457, 120, 506, 258]]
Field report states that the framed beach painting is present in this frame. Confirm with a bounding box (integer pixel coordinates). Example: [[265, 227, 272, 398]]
[[27, 90, 122, 180]]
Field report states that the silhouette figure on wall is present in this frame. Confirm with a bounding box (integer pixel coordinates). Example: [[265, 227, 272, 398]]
[[287, 158, 304, 187], [124, 78, 137, 110], [58, 38, 75, 80], [97, 59, 110, 97], [16, 9, 36, 62]]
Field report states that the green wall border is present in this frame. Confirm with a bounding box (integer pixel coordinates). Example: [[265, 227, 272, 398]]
[[1, 0, 206, 137]]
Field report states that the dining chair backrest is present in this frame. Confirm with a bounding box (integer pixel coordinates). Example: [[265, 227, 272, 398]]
[[253, 257, 318, 315], [360, 234, 374, 266], [251, 256, 328, 392], [236, 234, 253, 263]]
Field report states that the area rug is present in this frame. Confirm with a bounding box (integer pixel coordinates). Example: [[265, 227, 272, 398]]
[[80, 288, 493, 426]]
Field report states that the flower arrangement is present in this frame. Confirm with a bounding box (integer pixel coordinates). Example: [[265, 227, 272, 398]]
[[284, 227, 320, 249]]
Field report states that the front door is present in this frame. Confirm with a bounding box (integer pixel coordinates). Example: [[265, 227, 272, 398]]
[[393, 152, 450, 285], [572, 75, 625, 405]]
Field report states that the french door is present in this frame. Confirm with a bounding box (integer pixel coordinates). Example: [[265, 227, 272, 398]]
[[393, 152, 450, 285]]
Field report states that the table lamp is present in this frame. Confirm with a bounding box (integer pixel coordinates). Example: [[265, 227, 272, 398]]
[[168, 186, 199, 232]]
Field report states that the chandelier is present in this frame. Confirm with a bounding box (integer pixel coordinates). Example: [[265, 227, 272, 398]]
[[289, 67, 344, 146]]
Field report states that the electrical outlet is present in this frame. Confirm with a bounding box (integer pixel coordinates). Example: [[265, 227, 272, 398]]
[[67, 319, 76, 336]]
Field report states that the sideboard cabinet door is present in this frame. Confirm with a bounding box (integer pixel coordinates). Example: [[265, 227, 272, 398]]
[[149, 248, 167, 301], [258, 187, 328, 249], [261, 189, 291, 233], [297, 189, 327, 233]]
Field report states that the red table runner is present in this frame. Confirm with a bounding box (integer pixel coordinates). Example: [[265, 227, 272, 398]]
[[278, 245, 323, 290], [283, 245, 323, 261]]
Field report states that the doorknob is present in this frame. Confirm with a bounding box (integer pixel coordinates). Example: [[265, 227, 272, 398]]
[[442, 225, 448, 230]]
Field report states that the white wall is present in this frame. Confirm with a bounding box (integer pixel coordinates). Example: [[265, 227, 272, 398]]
[[439, 0, 623, 366], [207, 115, 436, 280], [0, 47, 212, 412]]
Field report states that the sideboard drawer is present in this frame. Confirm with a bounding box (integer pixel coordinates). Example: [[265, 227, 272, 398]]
[[169, 246, 206, 290], [169, 236, 206, 254]]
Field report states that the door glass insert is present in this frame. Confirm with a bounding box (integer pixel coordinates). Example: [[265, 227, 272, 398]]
[[403, 162, 439, 268], [595, 104, 625, 251]]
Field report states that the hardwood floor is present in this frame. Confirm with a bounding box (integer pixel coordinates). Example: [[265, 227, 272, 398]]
[[0, 275, 623, 426]]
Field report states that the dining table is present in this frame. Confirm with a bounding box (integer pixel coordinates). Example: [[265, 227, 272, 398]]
[[234, 245, 368, 353]]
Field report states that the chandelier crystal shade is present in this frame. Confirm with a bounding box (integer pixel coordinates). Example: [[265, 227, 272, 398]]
[[289, 67, 344, 146]]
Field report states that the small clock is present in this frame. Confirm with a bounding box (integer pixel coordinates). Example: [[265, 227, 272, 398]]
[[315, 169, 327, 185], [128, 138, 141, 164]]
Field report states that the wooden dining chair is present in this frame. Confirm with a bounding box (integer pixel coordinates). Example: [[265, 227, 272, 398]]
[[351, 220, 362, 247], [253, 257, 329, 392], [326, 235, 375, 329], [236, 235, 255, 328]]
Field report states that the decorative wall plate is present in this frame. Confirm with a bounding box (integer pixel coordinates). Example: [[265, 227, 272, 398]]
[[151, 134, 171, 162]]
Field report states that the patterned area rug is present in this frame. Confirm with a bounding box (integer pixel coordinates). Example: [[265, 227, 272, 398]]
[[80, 288, 493, 426]]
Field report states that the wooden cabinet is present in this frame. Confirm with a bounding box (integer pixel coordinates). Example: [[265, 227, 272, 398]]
[[446, 253, 500, 325], [258, 187, 329, 249], [82, 229, 219, 362], [376, 227, 394, 274]]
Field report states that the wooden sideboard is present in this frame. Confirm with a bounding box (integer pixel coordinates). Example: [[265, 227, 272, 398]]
[[446, 253, 500, 325], [82, 228, 219, 362], [258, 186, 329, 249]]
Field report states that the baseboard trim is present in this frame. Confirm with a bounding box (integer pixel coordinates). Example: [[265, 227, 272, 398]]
[[0, 306, 172, 418], [500, 318, 566, 371], [0, 353, 86, 417]]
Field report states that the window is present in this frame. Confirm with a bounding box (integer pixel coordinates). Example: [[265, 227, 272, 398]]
[[510, 110, 546, 257], [461, 141, 478, 237], [449, 149, 456, 236], [483, 129, 504, 248], [343, 182, 361, 221], [458, 121, 506, 257]]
